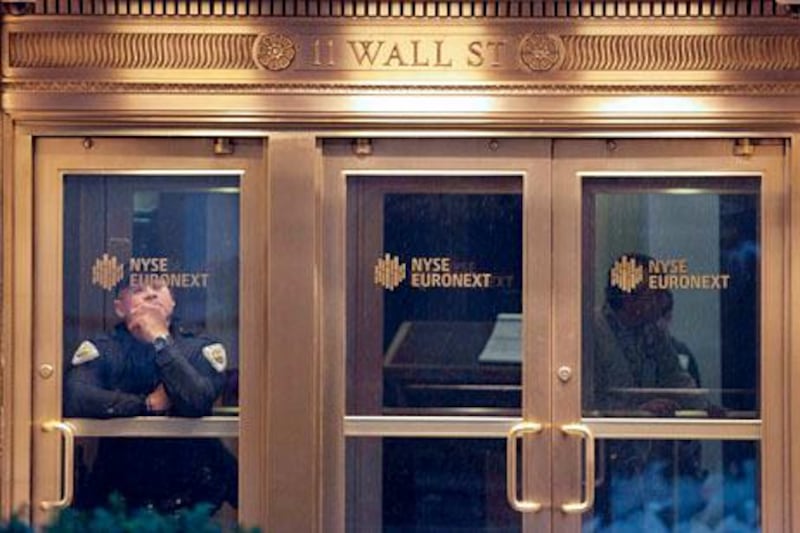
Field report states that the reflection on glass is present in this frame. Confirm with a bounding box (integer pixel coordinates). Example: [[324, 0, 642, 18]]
[[351, 187, 523, 415], [584, 440, 759, 532], [63, 175, 240, 411], [346, 438, 520, 533], [582, 178, 759, 418], [382, 193, 522, 413], [73, 437, 238, 518], [62, 175, 240, 514]]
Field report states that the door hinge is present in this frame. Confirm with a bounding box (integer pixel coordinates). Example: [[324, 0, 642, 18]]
[[733, 139, 755, 157], [352, 138, 373, 157], [213, 138, 235, 156], [734, 137, 786, 157]]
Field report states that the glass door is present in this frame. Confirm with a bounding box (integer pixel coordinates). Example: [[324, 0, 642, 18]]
[[324, 138, 553, 532], [31, 138, 267, 528], [552, 139, 786, 532], [326, 137, 788, 532]]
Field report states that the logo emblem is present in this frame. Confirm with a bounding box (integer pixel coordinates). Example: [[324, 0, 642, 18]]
[[91, 253, 125, 291], [610, 255, 645, 293], [71, 340, 100, 366], [519, 33, 565, 72], [252, 33, 296, 71], [202, 343, 228, 373], [374, 253, 406, 291]]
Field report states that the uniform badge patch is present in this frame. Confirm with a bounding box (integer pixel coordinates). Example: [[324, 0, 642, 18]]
[[72, 340, 100, 366], [202, 343, 227, 373]]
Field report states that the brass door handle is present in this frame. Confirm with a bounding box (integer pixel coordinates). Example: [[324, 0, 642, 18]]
[[506, 421, 544, 513], [40, 421, 76, 510], [560, 423, 595, 514]]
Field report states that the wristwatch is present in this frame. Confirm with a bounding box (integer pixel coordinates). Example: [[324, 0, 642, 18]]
[[153, 334, 173, 352]]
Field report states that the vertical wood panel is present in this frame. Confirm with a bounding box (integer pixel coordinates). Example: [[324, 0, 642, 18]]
[[236, 138, 270, 529], [266, 134, 321, 533], [9, 132, 33, 521], [758, 142, 789, 533], [791, 133, 800, 533], [0, 114, 5, 518], [321, 139, 346, 533], [0, 115, 10, 519]]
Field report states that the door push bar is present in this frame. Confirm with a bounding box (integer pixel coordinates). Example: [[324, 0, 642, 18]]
[[506, 421, 544, 513], [560, 423, 596, 514], [40, 421, 76, 511]]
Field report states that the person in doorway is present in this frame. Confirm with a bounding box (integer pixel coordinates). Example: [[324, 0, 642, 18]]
[[656, 289, 702, 388], [589, 253, 706, 531], [64, 276, 238, 513], [590, 253, 701, 416]]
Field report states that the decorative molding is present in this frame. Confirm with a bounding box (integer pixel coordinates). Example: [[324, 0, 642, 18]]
[[560, 34, 800, 71], [5, 80, 800, 96], [26, 0, 786, 18], [8, 31, 800, 73], [519, 33, 565, 72], [9, 32, 257, 69], [252, 34, 296, 71]]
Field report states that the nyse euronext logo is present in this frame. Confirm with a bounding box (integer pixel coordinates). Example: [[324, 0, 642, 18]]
[[374, 253, 512, 291], [610, 254, 731, 292]]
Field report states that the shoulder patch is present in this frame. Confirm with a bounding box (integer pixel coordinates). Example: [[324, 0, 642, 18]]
[[202, 343, 227, 373], [72, 340, 101, 366]]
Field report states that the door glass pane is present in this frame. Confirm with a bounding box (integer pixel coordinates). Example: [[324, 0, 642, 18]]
[[346, 438, 520, 532], [72, 436, 238, 520], [582, 178, 759, 419], [349, 178, 523, 415], [585, 439, 759, 532], [62, 175, 239, 515]]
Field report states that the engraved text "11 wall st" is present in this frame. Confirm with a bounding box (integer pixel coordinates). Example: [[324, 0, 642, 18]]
[[310, 38, 510, 69]]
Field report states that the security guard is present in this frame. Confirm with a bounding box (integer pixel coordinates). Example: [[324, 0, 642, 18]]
[[64, 277, 237, 513]]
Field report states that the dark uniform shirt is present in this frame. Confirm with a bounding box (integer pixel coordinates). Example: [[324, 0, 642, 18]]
[[64, 324, 237, 512], [590, 305, 704, 526], [591, 303, 700, 414]]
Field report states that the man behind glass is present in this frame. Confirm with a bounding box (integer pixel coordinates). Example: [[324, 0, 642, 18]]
[[591, 253, 701, 416], [589, 253, 706, 530], [64, 276, 237, 513]]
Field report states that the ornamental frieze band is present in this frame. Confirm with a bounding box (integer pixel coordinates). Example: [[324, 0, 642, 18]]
[[6, 28, 800, 75], [7, 81, 800, 96]]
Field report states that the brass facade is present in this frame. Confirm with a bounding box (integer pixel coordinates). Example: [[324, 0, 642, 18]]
[[5, 21, 800, 91], [3, 1, 800, 531]]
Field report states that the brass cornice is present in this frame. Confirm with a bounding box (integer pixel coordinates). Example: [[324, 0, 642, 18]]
[[3, 81, 800, 96], [560, 34, 800, 71], [8, 32, 256, 69], [5, 81, 800, 96], [11, 0, 788, 17], [7, 30, 800, 72]]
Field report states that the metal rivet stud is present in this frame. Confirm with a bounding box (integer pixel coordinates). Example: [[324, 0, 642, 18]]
[[39, 364, 54, 379]]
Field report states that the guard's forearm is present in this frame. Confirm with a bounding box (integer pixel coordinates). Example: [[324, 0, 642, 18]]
[[155, 348, 217, 416], [64, 379, 147, 418]]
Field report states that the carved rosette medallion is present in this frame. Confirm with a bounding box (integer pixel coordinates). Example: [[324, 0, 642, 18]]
[[252, 33, 296, 71], [519, 33, 565, 72]]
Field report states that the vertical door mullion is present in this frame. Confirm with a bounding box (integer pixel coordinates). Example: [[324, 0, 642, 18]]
[[32, 137, 65, 526], [551, 139, 590, 532], [758, 141, 787, 532], [521, 139, 554, 533]]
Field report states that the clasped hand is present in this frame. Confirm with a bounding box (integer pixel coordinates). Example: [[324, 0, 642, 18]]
[[146, 383, 172, 413], [127, 302, 170, 344]]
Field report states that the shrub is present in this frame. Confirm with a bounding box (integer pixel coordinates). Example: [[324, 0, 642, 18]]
[[2, 495, 258, 533]]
